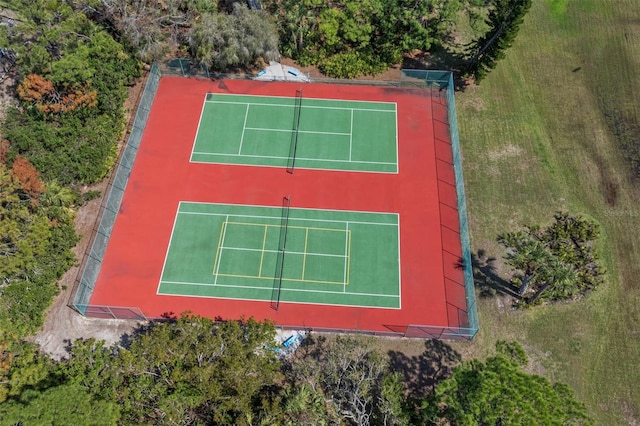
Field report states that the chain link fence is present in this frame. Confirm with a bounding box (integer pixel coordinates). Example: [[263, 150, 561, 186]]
[[412, 70, 479, 339], [69, 61, 477, 339], [69, 63, 161, 320]]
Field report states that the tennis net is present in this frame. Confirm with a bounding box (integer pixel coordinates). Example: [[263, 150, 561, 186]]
[[286, 89, 303, 174], [271, 195, 291, 310]]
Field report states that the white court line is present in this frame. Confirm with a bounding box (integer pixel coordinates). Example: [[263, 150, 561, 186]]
[[397, 214, 402, 309], [160, 280, 399, 299], [349, 109, 353, 161], [190, 158, 399, 175], [220, 246, 347, 258], [156, 202, 183, 295], [157, 288, 400, 310], [192, 151, 395, 166], [189, 97, 208, 161], [213, 215, 229, 285], [207, 99, 394, 113], [244, 127, 350, 137], [394, 105, 399, 171], [301, 228, 309, 280], [343, 222, 349, 292], [197, 95, 399, 173], [207, 92, 397, 106], [159, 206, 401, 307], [179, 211, 398, 227], [238, 104, 250, 154], [180, 200, 401, 219]]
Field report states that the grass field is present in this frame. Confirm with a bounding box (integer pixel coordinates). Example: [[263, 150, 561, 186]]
[[448, 1, 640, 424]]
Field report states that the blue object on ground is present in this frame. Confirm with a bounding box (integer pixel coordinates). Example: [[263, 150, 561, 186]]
[[283, 335, 296, 347]]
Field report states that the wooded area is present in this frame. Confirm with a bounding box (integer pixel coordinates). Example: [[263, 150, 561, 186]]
[[0, 314, 591, 425]]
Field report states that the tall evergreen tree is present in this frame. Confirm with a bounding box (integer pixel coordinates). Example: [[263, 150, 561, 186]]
[[423, 342, 593, 425], [466, 0, 532, 82]]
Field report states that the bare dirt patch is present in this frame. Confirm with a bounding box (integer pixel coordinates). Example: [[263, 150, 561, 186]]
[[620, 399, 640, 426], [486, 144, 524, 161], [31, 76, 149, 360]]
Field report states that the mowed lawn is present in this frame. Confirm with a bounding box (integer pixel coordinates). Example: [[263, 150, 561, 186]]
[[450, 0, 640, 424]]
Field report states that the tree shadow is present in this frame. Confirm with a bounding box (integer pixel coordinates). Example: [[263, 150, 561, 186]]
[[471, 249, 521, 299], [387, 339, 461, 401], [291, 333, 329, 361], [402, 42, 472, 91]]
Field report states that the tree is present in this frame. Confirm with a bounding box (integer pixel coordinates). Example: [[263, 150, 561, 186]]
[[266, 0, 461, 78], [74, 0, 219, 63], [3, 2, 139, 185], [0, 162, 77, 335], [466, 0, 532, 82], [0, 341, 56, 404], [64, 314, 281, 425], [0, 139, 9, 163], [287, 335, 409, 425], [427, 341, 593, 425], [189, 4, 279, 70], [0, 384, 120, 425], [11, 154, 45, 198], [280, 382, 330, 426], [498, 212, 605, 304]]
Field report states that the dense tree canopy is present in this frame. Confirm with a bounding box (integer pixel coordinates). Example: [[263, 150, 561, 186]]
[[2, 1, 139, 185], [74, 0, 279, 70], [425, 341, 593, 425], [0, 163, 77, 336], [286, 335, 409, 425], [265, 0, 462, 78], [0, 323, 594, 425], [0, 383, 120, 426], [190, 3, 279, 70], [64, 315, 280, 425]]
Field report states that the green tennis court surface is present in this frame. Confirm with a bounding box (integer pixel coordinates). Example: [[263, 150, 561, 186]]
[[158, 202, 401, 308], [190, 94, 398, 173]]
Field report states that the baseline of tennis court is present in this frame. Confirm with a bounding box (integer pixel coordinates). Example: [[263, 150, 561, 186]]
[[190, 93, 398, 173], [157, 202, 401, 309]]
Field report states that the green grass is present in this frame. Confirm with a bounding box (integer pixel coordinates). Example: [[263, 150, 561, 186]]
[[449, 1, 640, 424], [158, 202, 401, 308], [191, 94, 398, 172]]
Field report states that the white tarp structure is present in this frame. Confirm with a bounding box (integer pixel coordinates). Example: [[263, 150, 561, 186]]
[[254, 61, 310, 82], [268, 330, 307, 359]]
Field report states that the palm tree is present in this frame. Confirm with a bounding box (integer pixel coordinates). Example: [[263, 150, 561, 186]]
[[41, 181, 76, 220], [531, 260, 578, 303], [499, 231, 550, 296], [282, 383, 328, 425]]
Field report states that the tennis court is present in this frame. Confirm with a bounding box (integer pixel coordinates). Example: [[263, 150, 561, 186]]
[[158, 201, 401, 308], [82, 75, 477, 339], [190, 93, 398, 173]]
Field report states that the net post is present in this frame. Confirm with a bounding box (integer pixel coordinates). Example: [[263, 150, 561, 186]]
[[271, 195, 291, 310], [286, 89, 303, 174]]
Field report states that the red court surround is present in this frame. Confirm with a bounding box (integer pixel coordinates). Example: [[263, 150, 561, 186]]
[[89, 77, 466, 334]]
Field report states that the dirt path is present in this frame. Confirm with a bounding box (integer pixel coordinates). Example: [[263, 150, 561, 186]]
[[32, 76, 149, 360], [32, 183, 143, 359]]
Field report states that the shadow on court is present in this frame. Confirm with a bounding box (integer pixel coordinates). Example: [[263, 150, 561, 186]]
[[387, 339, 461, 400]]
